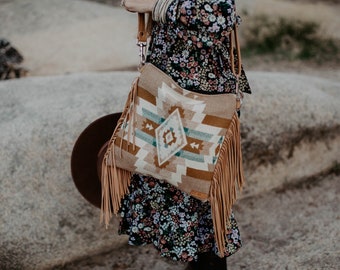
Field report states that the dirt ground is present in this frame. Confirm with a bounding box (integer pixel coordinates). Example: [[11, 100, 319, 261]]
[[53, 172, 339, 270]]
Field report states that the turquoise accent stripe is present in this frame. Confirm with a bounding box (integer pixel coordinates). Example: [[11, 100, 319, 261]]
[[142, 108, 164, 124], [175, 150, 205, 163], [183, 127, 213, 141], [140, 108, 216, 142], [134, 128, 219, 163], [213, 156, 218, 164], [135, 129, 156, 147]]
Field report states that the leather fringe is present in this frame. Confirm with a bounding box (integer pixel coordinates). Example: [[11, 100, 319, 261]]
[[100, 79, 138, 227], [209, 111, 244, 257]]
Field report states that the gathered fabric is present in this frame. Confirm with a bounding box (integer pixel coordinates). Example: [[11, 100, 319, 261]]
[[119, 174, 242, 262], [148, 0, 251, 95]]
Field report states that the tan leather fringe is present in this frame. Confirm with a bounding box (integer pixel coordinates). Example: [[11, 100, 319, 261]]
[[209, 111, 244, 257], [100, 78, 138, 227], [101, 76, 245, 257]]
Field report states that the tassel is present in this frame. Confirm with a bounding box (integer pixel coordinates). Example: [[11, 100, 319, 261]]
[[209, 111, 245, 257], [100, 78, 138, 228]]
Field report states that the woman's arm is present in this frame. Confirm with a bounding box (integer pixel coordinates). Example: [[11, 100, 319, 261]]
[[122, 0, 157, 13]]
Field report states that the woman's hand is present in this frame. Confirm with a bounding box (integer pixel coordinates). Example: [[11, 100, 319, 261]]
[[122, 0, 157, 13]]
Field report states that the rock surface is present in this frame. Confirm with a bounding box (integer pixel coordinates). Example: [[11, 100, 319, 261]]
[[241, 72, 340, 197], [1, 0, 339, 76], [0, 72, 135, 269], [0, 71, 339, 269], [0, 0, 139, 76], [53, 173, 340, 270]]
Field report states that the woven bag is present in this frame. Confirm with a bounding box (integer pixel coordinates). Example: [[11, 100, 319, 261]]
[[101, 13, 245, 256]]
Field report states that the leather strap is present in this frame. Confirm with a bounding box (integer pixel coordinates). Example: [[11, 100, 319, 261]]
[[138, 13, 148, 43], [230, 24, 242, 78], [229, 12, 243, 108]]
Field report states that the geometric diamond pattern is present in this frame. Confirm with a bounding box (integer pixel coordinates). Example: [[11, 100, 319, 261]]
[[155, 108, 187, 166]]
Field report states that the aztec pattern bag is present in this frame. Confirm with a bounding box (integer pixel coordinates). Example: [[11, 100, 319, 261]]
[[101, 13, 245, 256]]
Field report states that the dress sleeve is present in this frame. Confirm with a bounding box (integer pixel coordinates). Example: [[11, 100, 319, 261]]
[[166, 0, 238, 40]]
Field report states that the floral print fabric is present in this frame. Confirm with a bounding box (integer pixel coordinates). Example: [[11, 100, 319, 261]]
[[147, 0, 251, 94], [119, 175, 242, 262], [119, 0, 248, 262]]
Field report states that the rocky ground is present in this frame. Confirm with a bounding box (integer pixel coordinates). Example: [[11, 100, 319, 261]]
[[53, 172, 340, 270]]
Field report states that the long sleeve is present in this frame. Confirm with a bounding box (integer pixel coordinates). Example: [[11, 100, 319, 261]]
[[165, 0, 238, 45], [148, 0, 251, 94]]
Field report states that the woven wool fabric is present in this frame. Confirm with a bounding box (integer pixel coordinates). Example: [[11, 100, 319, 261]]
[[114, 63, 237, 200], [101, 63, 244, 256]]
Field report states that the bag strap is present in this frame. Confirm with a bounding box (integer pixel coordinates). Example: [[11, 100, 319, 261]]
[[138, 13, 148, 43], [137, 13, 150, 67], [229, 22, 243, 109], [230, 26, 242, 77]]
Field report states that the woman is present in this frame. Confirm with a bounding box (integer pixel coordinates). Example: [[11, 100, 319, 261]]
[[119, 0, 251, 269]]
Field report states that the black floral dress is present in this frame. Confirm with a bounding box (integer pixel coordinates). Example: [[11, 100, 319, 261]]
[[119, 0, 251, 262]]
